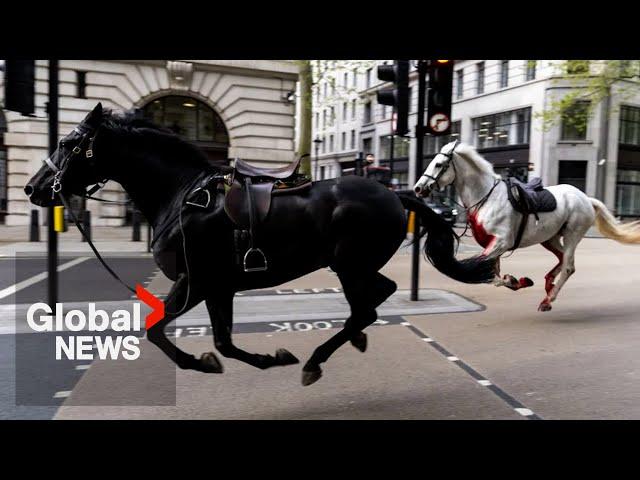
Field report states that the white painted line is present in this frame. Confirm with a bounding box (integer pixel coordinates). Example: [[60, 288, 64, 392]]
[[478, 380, 492, 386], [0, 257, 91, 300], [447, 356, 460, 362], [53, 390, 71, 399], [515, 408, 534, 417], [401, 322, 411, 326], [422, 337, 434, 342], [75, 364, 91, 370]]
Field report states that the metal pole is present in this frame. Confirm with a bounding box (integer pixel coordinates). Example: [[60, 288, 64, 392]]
[[314, 143, 319, 180], [411, 60, 428, 301], [389, 109, 395, 181], [48, 60, 59, 307]]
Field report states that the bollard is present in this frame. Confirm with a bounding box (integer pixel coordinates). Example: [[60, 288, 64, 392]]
[[82, 210, 91, 242], [147, 223, 152, 253], [53, 206, 67, 232], [30, 209, 40, 242], [132, 209, 141, 242]]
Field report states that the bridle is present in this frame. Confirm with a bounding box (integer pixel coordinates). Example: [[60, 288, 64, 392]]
[[421, 140, 460, 193]]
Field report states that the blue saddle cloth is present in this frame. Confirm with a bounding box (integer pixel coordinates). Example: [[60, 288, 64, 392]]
[[505, 177, 557, 217]]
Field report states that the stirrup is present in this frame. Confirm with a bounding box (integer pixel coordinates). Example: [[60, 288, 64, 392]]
[[243, 248, 268, 272]]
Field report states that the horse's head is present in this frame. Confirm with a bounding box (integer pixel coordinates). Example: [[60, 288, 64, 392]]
[[25, 103, 107, 207], [414, 140, 460, 196]]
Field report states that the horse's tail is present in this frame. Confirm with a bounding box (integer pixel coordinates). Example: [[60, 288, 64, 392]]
[[590, 198, 640, 244], [396, 191, 497, 284]]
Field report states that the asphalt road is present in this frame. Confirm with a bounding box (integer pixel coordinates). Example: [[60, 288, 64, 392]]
[[1, 237, 639, 419]]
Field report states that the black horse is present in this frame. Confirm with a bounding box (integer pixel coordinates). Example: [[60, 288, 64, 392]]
[[25, 104, 496, 386]]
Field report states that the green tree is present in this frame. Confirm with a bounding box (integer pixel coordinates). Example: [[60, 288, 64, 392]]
[[536, 60, 640, 135]]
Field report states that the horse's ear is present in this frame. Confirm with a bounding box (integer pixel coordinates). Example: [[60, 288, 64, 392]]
[[81, 103, 103, 129]]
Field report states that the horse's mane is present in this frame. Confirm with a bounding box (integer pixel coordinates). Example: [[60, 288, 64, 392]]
[[101, 109, 218, 171], [453, 142, 501, 180]]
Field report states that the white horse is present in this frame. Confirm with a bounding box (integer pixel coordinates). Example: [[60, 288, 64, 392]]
[[414, 140, 640, 311]]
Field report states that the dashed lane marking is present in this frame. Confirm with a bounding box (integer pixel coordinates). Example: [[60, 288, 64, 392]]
[[399, 320, 543, 420], [53, 391, 71, 399]]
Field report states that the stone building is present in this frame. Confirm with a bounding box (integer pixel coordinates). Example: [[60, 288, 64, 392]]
[[0, 60, 299, 225]]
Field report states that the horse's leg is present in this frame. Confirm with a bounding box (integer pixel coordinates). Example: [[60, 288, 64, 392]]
[[205, 292, 299, 370], [538, 231, 582, 311], [146, 274, 218, 372], [486, 240, 534, 291], [541, 235, 564, 296], [301, 271, 394, 386]]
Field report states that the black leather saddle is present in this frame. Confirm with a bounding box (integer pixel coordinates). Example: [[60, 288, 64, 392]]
[[506, 177, 557, 218], [505, 177, 557, 250], [223, 157, 311, 272]]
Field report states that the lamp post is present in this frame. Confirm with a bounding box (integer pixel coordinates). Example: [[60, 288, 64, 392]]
[[313, 136, 323, 180]]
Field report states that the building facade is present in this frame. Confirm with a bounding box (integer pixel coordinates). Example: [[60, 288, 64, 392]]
[[312, 60, 640, 219], [0, 60, 299, 226]]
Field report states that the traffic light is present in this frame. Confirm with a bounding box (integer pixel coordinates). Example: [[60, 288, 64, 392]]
[[376, 60, 409, 136], [3, 60, 36, 116], [426, 60, 454, 136]]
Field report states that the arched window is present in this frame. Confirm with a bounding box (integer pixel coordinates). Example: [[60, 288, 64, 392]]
[[142, 95, 229, 164], [0, 112, 7, 224]]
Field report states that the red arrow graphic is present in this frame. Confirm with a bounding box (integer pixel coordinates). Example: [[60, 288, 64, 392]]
[[136, 283, 165, 330]]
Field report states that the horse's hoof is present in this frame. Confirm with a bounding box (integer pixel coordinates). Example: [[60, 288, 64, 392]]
[[519, 277, 534, 288], [350, 332, 367, 353], [275, 348, 300, 366], [538, 302, 552, 312], [199, 352, 224, 373], [301, 367, 323, 386]]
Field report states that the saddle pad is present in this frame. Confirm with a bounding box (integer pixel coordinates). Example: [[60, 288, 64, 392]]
[[506, 177, 557, 214]]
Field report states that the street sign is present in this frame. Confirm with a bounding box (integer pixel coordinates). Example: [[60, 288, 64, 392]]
[[428, 112, 451, 133]]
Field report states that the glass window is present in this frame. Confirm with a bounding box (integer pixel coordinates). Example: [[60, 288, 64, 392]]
[[380, 135, 410, 159], [456, 69, 464, 99], [476, 62, 485, 94], [500, 60, 509, 88], [351, 130, 356, 149], [526, 60, 537, 81], [472, 108, 531, 148], [561, 101, 590, 141], [341, 132, 346, 150], [425, 121, 461, 154], [343, 72, 348, 87], [351, 100, 356, 120], [76, 71, 87, 99], [364, 101, 372, 124], [363, 137, 372, 154], [329, 135, 334, 152], [352, 68, 358, 88], [366, 68, 373, 88], [343, 102, 348, 121], [620, 105, 640, 145]]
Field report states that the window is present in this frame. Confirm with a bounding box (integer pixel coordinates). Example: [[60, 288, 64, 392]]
[[76, 71, 87, 99], [476, 62, 485, 94], [366, 68, 373, 88], [526, 60, 537, 81], [330, 107, 335, 126], [561, 101, 590, 141], [322, 137, 326, 154], [500, 60, 509, 88], [619, 105, 640, 145], [329, 135, 334, 152], [351, 99, 356, 120], [322, 110, 327, 129], [425, 121, 461, 154], [352, 68, 357, 88], [363, 137, 372, 154], [380, 135, 410, 159], [343, 72, 348, 87], [315, 112, 319, 129], [472, 108, 531, 149], [342, 102, 347, 121], [341, 132, 346, 150], [456, 69, 464, 99], [566, 60, 590, 75], [350, 130, 356, 149], [558, 160, 587, 192], [616, 169, 640, 217], [323, 82, 327, 97], [362, 102, 373, 124], [0, 112, 7, 222]]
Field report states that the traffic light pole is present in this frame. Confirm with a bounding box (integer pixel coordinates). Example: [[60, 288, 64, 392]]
[[411, 60, 428, 301], [48, 60, 59, 307]]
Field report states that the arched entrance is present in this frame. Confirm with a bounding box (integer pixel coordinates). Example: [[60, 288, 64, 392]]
[[0, 112, 7, 224], [142, 95, 230, 163]]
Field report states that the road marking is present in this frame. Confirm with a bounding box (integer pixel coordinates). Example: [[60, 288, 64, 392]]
[[0, 257, 90, 300], [75, 364, 91, 370], [515, 408, 535, 417], [53, 390, 71, 399], [401, 319, 542, 421]]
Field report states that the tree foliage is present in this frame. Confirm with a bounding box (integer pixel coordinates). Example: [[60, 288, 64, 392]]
[[536, 60, 640, 135]]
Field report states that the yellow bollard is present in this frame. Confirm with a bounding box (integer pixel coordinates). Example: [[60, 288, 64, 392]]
[[53, 206, 66, 233], [407, 211, 415, 234]]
